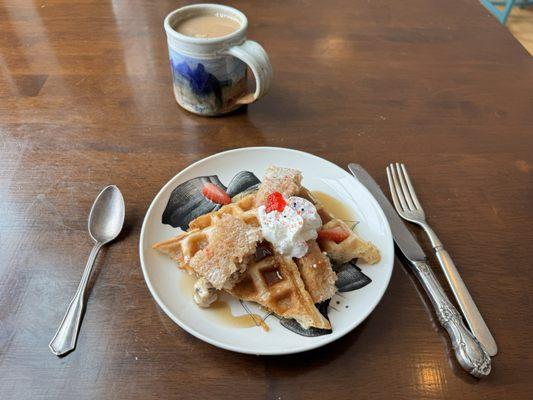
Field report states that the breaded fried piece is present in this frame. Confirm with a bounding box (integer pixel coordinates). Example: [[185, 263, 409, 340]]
[[255, 166, 302, 206]]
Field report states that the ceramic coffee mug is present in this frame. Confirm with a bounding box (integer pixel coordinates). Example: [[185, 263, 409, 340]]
[[164, 4, 273, 116]]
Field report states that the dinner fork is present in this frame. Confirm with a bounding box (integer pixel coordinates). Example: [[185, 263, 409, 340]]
[[386, 163, 497, 356]]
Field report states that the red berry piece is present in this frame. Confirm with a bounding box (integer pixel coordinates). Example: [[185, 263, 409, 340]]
[[202, 183, 231, 205], [265, 192, 287, 213], [317, 226, 350, 243]]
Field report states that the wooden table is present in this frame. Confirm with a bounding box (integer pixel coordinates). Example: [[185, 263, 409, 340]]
[[1, 0, 532, 398]]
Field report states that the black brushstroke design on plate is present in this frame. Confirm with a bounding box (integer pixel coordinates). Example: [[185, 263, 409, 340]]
[[279, 299, 332, 337], [226, 171, 260, 198], [162, 176, 222, 230], [162, 171, 260, 230], [333, 260, 372, 292]]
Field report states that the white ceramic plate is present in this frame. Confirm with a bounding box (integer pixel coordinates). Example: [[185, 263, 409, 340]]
[[139, 147, 394, 355]]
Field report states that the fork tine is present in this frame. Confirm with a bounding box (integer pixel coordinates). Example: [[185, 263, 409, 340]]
[[386, 166, 404, 214], [390, 163, 410, 211], [388, 164, 409, 212], [395, 163, 416, 211], [400, 163, 422, 211]]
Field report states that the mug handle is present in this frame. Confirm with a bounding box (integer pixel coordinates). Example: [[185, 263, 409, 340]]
[[224, 40, 273, 105]]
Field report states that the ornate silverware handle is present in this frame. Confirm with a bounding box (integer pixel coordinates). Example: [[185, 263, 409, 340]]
[[411, 260, 491, 378], [423, 225, 497, 356], [49, 242, 102, 356], [434, 246, 497, 356]]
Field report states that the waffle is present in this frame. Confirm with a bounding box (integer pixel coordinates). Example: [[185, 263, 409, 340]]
[[189, 194, 259, 230], [153, 195, 259, 269], [299, 188, 381, 264], [152, 205, 261, 289], [295, 240, 337, 303], [229, 252, 331, 330], [152, 230, 194, 267]]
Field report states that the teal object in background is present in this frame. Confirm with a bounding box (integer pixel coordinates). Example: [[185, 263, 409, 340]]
[[480, 0, 533, 24]]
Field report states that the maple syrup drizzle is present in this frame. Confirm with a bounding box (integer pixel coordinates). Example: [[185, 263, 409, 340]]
[[178, 274, 269, 331], [311, 191, 355, 223], [261, 267, 284, 287]]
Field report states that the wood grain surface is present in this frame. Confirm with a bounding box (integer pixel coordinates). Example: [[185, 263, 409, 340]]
[[1, 0, 532, 399]]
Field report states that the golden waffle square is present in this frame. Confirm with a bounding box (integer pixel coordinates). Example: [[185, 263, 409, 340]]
[[229, 252, 331, 330], [153, 195, 259, 268], [151, 230, 205, 269], [189, 194, 259, 230], [153, 211, 261, 289], [299, 187, 381, 265]]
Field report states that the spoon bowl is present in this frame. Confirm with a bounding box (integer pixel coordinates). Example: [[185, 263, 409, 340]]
[[88, 185, 125, 244]]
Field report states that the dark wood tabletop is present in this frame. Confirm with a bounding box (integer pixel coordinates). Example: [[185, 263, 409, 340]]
[[1, 0, 532, 398]]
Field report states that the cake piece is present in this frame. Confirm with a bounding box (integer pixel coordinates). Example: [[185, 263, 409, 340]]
[[255, 166, 302, 206]]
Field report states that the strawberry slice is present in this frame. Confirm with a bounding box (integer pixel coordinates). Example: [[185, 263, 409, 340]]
[[265, 192, 286, 213], [317, 226, 350, 243], [202, 183, 231, 205]]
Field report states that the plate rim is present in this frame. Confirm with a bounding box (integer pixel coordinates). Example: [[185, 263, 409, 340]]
[[139, 146, 394, 355]]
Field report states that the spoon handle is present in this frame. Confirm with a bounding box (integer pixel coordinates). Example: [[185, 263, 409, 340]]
[[49, 242, 103, 356]]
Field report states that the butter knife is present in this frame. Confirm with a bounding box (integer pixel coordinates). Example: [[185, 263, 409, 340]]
[[348, 163, 491, 378]]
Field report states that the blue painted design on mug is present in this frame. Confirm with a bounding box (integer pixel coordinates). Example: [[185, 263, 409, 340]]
[[174, 62, 220, 96], [168, 48, 247, 116]]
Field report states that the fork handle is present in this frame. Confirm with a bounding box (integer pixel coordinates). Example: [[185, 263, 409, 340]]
[[411, 260, 491, 377], [434, 246, 498, 356]]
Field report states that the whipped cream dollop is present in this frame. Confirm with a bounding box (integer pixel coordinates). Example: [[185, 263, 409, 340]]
[[258, 195, 322, 258]]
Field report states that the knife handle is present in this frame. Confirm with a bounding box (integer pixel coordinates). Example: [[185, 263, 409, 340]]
[[411, 260, 491, 378]]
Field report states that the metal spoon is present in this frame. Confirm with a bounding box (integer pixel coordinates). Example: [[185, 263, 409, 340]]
[[49, 185, 125, 356]]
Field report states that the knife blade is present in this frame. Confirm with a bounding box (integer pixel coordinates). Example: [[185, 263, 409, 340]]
[[348, 163, 426, 262], [347, 163, 491, 378]]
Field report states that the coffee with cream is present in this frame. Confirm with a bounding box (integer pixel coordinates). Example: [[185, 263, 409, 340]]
[[164, 3, 272, 116], [175, 13, 240, 39]]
